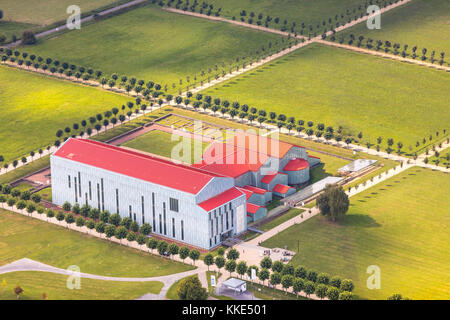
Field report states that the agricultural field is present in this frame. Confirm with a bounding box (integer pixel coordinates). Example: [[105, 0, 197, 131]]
[[121, 130, 211, 164], [208, 0, 367, 32], [0, 209, 194, 278], [340, 0, 450, 54], [26, 4, 280, 91], [262, 167, 450, 300], [0, 271, 163, 300], [0, 66, 129, 163], [0, 0, 132, 42], [201, 43, 450, 153]]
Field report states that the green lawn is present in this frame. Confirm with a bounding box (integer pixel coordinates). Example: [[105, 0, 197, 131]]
[[308, 150, 350, 184], [245, 280, 309, 300], [0, 209, 194, 277], [12, 182, 34, 192], [202, 43, 450, 154], [0, 0, 133, 42], [36, 187, 52, 202], [0, 66, 129, 163], [121, 130, 210, 164], [259, 208, 304, 232], [261, 167, 450, 300], [166, 274, 201, 300], [0, 271, 163, 300], [208, 0, 367, 32], [340, 0, 450, 54], [26, 5, 280, 91]]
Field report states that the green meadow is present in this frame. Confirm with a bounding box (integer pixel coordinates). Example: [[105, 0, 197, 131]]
[[202, 43, 450, 153], [340, 0, 450, 54], [0, 209, 193, 277], [26, 5, 280, 90], [0, 271, 163, 300], [0, 66, 129, 163], [262, 167, 450, 300]]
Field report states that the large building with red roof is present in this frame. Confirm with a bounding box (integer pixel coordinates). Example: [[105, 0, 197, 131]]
[[50, 133, 320, 249], [51, 138, 247, 250]]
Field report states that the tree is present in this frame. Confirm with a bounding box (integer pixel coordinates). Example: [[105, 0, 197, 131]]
[[157, 240, 168, 255], [109, 213, 121, 226], [177, 276, 208, 300], [340, 279, 354, 292], [214, 255, 225, 272], [189, 250, 200, 265], [304, 281, 315, 297], [179, 246, 190, 262], [115, 226, 128, 243], [327, 286, 340, 300], [105, 225, 116, 238], [225, 260, 236, 276], [272, 260, 284, 273], [307, 270, 318, 282], [260, 256, 272, 269], [236, 261, 248, 278], [56, 211, 65, 222], [203, 253, 214, 270], [281, 275, 294, 292], [167, 243, 179, 258], [62, 201, 72, 212], [139, 223, 152, 235], [315, 284, 328, 299], [270, 272, 281, 288], [316, 184, 349, 221], [146, 238, 158, 253], [339, 291, 353, 300], [22, 31, 37, 45], [126, 231, 136, 242], [293, 278, 304, 297], [227, 248, 240, 260], [258, 268, 270, 284], [76, 217, 85, 227], [330, 276, 342, 289], [64, 213, 75, 224], [317, 273, 330, 285], [14, 285, 24, 299]]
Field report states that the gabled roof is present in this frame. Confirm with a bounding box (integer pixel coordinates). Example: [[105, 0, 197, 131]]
[[260, 172, 286, 184], [283, 158, 309, 171], [247, 203, 264, 215], [53, 138, 220, 195], [198, 187, 244, 212], [273, 184, 295, 194], [243, 185, 269, 195], [237, 187, 254, 200]]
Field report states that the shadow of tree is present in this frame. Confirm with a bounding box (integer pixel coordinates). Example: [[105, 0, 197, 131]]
[[341, 214, 381, 228]]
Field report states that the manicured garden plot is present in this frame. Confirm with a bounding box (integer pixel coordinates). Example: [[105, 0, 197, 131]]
[[201, 43, 450, 154], [0, 66, 129, 163], [261, 167, 450, 300], [26, 5, 280, 91], [339, 0, 450, 54], [0, 271, 163, 300], [0, 209, 194, 277]]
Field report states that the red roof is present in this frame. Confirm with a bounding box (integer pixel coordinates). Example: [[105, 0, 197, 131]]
[[273, 184, 295, 194], [54, 139, 220, 194], [237, 187, 254, 200], [247, 203, 264, 215], [198, 187, 244, 212], [260, 172, 286, 184], [243, 185, 269, 195], [283, 158, 309, 171]]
